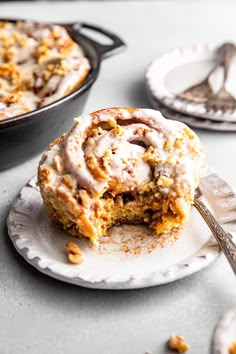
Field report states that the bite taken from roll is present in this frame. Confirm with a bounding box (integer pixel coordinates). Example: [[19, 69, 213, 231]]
[[38, 107, 204, 245]]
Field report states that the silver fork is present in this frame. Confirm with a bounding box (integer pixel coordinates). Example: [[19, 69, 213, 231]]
[[178, 64, 219, 103], [206, 43, 236, 112], [177, 43, 228, 104], [194, 187, 236, 275]]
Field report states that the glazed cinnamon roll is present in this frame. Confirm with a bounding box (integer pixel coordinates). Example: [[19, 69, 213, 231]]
[[0, 21, 90, 120], [38, 107, 204, 244]]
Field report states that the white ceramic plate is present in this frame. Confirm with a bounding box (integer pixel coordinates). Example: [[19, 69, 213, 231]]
[[211, 307, 236, 354], [148, 92, 236, 132], [7, 166, 236, 290], [146, 42, 236, 122]]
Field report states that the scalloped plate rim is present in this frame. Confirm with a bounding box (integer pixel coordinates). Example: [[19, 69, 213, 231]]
[[147, 90, 236, 132]]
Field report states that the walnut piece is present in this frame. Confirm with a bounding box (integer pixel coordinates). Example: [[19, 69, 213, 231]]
[[66, 241, 84, 264], [229, 340, 236, 354], [168, 334, 189, 353]]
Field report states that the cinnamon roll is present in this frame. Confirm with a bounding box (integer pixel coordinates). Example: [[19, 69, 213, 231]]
[[0, 21, 90, 120], [38, 107, 204, 244]]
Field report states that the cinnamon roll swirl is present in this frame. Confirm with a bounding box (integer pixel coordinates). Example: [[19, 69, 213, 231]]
[[38, 107, 204, 244]]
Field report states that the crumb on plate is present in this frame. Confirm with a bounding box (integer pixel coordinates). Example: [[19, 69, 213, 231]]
[[229, 340, 236, 354], [66, 241, 84, 264], [168, 333, 189, 352]]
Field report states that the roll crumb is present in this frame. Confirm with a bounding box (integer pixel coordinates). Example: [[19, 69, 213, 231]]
[[168, 334, 189, 352], [229, 340, 236, 354], [66, 241, 84, 264]]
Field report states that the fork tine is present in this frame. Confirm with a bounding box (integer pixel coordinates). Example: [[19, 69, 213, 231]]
[[207, 103, 236, 112], [206, 96, 236, 112]]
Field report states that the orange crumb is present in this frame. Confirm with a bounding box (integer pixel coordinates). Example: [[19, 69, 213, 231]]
[[168, 334, 189, 352], [66, 242, 84, 264], [229, 340, 236, 354]]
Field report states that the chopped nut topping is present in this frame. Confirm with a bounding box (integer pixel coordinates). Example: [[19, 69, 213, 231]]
[[19, 35, 29, 48], [63, 174, 75, 189], [58, 38, 75, 55], [0, 22, 12, 29], [88, 138, 95, 146], [97, 127, 104, 135], [42, 71, 51, 82], [154, 192, 160, 198], [0, 63, 20, 81], [115, 195, 124, 207], [183, 127, 195, 139], [78, 190, 90, 208], [140, 181, 155, 193], [52, 28, 60, 39], [179, 150, 186, 157], [66, 241, 84, 264], [166, 156, 175, 166], [114, 124, 125, 136], [3, 92, 21, 105], [41, 60, 71, 81], [108, 117, 116, 127], [143, 146, 162, 166], [174, 137, 184, 149], [39, 166, 51, 183], [157, 176, 173, 188], [164, 140, 173, 152], [168, 334, 189, 352], [52, 155, 64, 173]]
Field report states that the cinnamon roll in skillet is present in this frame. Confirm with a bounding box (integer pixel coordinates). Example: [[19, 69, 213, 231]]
[[38, 107, 204, 244], [0, 21, 90, 120]]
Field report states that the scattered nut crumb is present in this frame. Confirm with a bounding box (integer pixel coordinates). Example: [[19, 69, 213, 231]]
[[168, 334, 189, 352], [107, 117, 116, 127], [114, 124, 125, 136], [66, 241, 84, 264], [229, 340, 236, 354]]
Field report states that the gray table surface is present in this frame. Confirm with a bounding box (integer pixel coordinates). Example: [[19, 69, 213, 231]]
[[1, 1, 236, 354]]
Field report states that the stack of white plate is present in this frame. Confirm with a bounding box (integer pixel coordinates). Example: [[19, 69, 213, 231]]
[[146, 43, 236, 131]]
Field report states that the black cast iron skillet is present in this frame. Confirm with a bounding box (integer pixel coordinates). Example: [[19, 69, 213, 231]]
[[0, 20, 125, 170]]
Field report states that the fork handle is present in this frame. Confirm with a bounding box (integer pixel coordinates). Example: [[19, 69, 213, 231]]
[[220, 43, 236, 84], [194, 198, 236, 275]]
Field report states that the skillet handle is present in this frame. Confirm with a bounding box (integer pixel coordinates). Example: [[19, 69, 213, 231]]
[[67, 22, 126, 59]]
